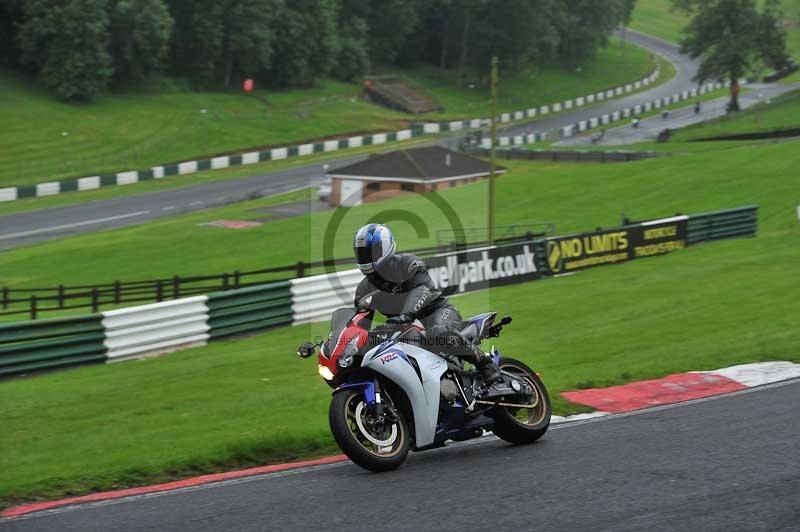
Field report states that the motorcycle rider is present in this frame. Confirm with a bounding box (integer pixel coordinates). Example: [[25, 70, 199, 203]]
[[352, 223, 502, 387]]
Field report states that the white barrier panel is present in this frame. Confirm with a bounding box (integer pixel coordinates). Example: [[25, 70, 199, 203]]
[[78, 176, 101, 190], [36, 182, 60, 196], [564, 100, 573, 110], [324, 140, 339, 152], [622, 108, 631, 118], [540, 105, 550, 115], [211, 156, 230, 169], [552, 103, 562, 112], [526, 108, 536, 118], [423, 123, 440, 134], [397, 129, 412, 141], [298, 144, 314, 156], [611, 111, 620, 122], [178, 161, 198, 175], [116, 171, 138, 186], [449, 121, 463, 132], [290, 269, 363, 325], [470, 119, 483, 128], [271, 147, 288, 160], [578, 120, 587, 132], [654, 99, 662, 109], [634, 81, 642, 89], [600, 114, 610, 125], [102, 296, 210, 360], [152, 166, 165, 179], [0, 187, 17, 202], [513, 111, 523, 120], [242, 151, 260, 164], [561, 126, 573, 138], [576, 97, 585, 106], [499, 136, 510, 146], [596, 92, 605, 101], [587, 95, 595, 104], [634, 105, 642, 114], [589, 117, 599, 128], [372, 133, 387, 145], [526, 133, 536, 143], [500, 113, 511, 123]]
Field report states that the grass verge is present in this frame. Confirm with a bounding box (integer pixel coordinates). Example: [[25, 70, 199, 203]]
[[671, 88, 800, 140]]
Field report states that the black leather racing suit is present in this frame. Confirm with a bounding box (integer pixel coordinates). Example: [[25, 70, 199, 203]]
[[354, 253, 480, 364]]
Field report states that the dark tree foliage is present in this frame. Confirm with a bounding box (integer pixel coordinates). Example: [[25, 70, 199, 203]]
[[5, 0, 644, 99], [109, 0, 174, 83], [672, 0, 791, 111], [18, 0, 114, 101]]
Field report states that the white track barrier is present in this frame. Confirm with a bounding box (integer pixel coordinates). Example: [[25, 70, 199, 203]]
[[102, 296, 210, 360]]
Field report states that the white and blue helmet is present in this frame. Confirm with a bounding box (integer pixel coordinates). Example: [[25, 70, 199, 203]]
[[354, 224, 396, 274]]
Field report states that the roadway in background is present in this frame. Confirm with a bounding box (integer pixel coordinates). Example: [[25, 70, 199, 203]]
[[0, 30, 700, 250]]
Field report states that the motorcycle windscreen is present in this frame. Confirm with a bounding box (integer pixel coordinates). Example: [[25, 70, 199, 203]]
[[323, 308, 357, 356]]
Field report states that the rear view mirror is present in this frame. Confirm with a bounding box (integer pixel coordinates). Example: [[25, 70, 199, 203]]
[[297, 342, 317, 358]]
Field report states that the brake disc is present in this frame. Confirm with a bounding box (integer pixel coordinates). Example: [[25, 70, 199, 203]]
[[355, 402, 398, 447]]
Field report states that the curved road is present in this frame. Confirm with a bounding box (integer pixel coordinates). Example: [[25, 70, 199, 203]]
[[0, 30, 699, 251], [3, 380, 798, 531]]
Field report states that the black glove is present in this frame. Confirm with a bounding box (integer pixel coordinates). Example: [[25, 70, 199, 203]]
[[386, 314, 414, 326]]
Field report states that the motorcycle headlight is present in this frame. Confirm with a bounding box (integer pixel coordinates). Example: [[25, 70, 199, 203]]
[[318, 364, 334, 381]]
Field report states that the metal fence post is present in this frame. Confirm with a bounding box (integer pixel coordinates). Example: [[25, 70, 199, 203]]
[[2, 287, 8, 310], [58, 285, 65, 309], [113, 281, 121, 304], [296, 261, 306, 278], [172, 276, 181, 299], [30, 295, 37, 320], [91, 288, 99, 312], [156, 280, 164, 302]]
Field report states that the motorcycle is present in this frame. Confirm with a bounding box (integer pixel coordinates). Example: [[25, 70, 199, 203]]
[[297, 292, 551, 471]]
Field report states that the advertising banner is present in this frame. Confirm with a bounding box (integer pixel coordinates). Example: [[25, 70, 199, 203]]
[[545, 216, 688, 274], [426, 242, 540, 295]]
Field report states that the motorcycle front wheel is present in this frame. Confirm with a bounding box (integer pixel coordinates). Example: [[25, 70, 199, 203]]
[[329, 388, 410, 472], [490, 357, 551, 444]]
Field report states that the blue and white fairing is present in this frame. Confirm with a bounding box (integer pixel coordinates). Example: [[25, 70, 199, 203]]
[[361, 341, 448, 448]]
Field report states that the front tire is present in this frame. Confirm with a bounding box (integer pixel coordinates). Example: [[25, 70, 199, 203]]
[[329, 388, 411, 472], [490, 357, 551, 444]]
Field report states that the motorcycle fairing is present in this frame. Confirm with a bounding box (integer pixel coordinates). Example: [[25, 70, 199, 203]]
[[362, 341, 448, 448]]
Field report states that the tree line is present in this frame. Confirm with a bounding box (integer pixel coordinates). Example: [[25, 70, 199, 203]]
[[0, 0, 636, 101]]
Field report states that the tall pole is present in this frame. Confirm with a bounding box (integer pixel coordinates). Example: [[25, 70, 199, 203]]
[[488, 56, 498, 246]]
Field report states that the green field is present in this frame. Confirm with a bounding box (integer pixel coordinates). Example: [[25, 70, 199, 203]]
[[2, 134, 799, 505], [2, 131, 798, 294], [0, 38, 657, 190]]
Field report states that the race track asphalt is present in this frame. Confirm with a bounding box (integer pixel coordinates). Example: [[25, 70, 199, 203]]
[[0, 30, 700, 251], [3, 380, 798, 532]]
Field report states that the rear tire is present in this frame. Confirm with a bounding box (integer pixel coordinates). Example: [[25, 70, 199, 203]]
[[329, 388, 411, 472], [490, 358, 551, 444]]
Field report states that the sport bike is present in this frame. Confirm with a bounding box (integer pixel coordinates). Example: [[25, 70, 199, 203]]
[[297, 293, 550, 471]]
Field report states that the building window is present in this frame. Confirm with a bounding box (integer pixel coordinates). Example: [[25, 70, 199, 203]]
[[401, 184, 414, 192], [367, 182, 381, 191]]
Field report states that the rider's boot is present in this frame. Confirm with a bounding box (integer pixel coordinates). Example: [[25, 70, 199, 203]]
[[475, 354, 502, 387]]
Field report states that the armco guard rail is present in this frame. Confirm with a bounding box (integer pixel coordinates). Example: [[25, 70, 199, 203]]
[[0, 206, 758, 378], [686, 205, 758, 245], [0, 314, 106, 376], [207, 282, 293, 339], [102, 297, 210, 361]]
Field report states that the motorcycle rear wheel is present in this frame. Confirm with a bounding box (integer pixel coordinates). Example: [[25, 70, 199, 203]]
[[329, 388, 411, 472], [490, 357, 551, 444]]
